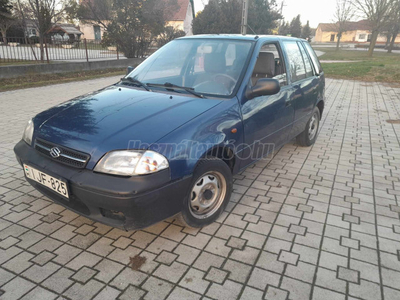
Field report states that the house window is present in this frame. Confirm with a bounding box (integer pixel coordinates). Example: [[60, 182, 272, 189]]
[[359, 34, 366, 39], [330, 34, 335, 42], [27, 29, 36, 36], [93, 25, 101, 40], [367, 34, 372, 42]]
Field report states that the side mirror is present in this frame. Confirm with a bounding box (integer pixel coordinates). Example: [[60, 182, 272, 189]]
[[246, 78, 280, 100], [127, 66, 134, 75]]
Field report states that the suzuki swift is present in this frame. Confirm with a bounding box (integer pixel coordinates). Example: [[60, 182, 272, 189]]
[[14, 35, 325, 230]]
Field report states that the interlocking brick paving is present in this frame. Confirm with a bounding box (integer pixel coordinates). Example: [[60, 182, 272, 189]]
[[0, 77, 399, 300]]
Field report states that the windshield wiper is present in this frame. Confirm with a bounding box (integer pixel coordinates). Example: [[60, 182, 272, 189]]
[[146, 82, 206, 99], [120, 77, 151, 91]]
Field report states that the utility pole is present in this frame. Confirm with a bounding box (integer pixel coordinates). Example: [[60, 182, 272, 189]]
[[241, 0, 249, 35], [278, 0, 286, 32]]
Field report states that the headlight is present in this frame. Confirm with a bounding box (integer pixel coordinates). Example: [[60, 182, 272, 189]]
[[94, 150, 169, 176], [22, 119, 34, 145]]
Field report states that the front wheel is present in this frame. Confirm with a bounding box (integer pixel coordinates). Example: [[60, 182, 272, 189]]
[[296, 107, 320, 147], [177, 157, 233, 228]]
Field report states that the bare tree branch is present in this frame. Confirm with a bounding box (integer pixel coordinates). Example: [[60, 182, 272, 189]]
[[333, 0, 356, 50], [352, 0, 395, 56]]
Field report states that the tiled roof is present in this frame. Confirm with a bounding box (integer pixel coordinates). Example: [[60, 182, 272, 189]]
[[47, 24, 83, 35], [166, 0, 193, 21]]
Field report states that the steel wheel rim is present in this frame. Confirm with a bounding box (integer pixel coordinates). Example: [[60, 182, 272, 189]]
[[189, 171, 226, 219], [308, 113, 319, 140]]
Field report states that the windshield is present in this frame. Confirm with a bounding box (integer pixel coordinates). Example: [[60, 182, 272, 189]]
[[128, 39, 254, 97]]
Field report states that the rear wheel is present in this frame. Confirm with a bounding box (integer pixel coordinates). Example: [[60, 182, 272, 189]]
[[296, 107, 320, 147], [177, 157, 232, 228]]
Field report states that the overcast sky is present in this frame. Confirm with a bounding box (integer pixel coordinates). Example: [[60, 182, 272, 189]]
[[193, 0, 349, 28]]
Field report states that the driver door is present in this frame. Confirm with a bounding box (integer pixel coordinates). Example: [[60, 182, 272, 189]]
[[240, 42, 296, 168]]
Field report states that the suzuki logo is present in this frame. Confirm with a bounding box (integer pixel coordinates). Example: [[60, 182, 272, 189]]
[[50, 147, 61, 158]]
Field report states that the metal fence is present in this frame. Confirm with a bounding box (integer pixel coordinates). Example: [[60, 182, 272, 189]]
[[0, 37, 122, 64]]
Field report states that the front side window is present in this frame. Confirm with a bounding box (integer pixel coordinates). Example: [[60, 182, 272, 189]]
[[283, 41, 306, 82], [129, 39, 254, 97], [251, 43, 287, 87]]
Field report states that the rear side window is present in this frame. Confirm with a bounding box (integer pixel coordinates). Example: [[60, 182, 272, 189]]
[[282, 41, 306, 82], [298, 42, 314, 78], [303, 42, 322, 73]]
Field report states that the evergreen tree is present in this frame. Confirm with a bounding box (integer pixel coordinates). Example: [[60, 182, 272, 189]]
[[0, 0, 14, 43], [289, 14, 302, 37], [0, 0, 12, 15], [301, 20, 312, 39], [193, 0, 282, 35], [278, 21, 290, 36], [73, 0, 179, 58]]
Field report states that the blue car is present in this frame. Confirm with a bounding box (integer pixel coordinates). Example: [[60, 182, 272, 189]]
[[14, 35, 325, 230]]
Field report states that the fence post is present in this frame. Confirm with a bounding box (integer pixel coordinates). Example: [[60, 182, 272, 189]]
[[44, 38, 50, 64], [84, 38, 89, 62], [117, 45, 119, 60]]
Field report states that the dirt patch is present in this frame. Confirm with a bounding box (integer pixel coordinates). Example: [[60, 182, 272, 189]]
[[386, 119, 400, 124], [374, 109, 388, 113], [129, 255, 147, 270]]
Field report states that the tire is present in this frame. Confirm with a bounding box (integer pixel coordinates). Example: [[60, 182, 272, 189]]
[[177, 157, 233, 228], [296, 107, 320, 147]]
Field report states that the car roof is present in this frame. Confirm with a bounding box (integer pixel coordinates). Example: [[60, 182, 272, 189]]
[[179, 34, 307, 43]]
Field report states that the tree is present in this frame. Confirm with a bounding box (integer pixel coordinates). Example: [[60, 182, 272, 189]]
[[156, 26, 185, 48], [248, 0, 282, 34], [75, 0, 178, 58], [301, 20, 311, 40], [17, 0, 65, 61], [278, 21, 290, 36], [289, 15, 302, 37], [332, 0, 355, 50], [0, 0, 14, 44], [193, 0, 240, 34], [193, 0, 281, 35], [386, 0, 400, 53], [353, 0, 395, 56]]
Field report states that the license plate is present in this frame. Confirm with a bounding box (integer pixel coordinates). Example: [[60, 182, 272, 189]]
[[24, 164, 69, 199]]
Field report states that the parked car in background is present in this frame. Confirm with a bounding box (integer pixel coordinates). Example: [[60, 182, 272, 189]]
[[14, 35, 325, 230]]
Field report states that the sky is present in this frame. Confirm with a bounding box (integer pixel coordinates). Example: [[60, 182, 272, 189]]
[[193, 0, 346, 28]]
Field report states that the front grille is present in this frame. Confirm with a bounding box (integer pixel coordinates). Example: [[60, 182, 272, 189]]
[[34, 138, 90, 169]]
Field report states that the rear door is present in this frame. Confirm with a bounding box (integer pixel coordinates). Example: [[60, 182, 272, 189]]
[[282, 41, 319, 137]]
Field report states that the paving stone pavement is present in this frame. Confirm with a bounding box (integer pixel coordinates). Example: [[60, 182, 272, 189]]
[[0, 77, 400, 300]]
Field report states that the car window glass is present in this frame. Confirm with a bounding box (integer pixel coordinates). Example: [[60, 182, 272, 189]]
[[251, 43, 287, 87], [225, 44, 236, 67], [139, 42, 192, 80], [298, 42, 314, 78], [303, 42, 322, 73], [283, 41, 306, 82], [131, 39, 253, 97]]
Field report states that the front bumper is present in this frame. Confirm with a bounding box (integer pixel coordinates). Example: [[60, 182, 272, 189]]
[[14, 140, 192, 230]]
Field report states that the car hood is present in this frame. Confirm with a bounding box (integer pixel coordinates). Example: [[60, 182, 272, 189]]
[[35, 85, 221, 166]]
